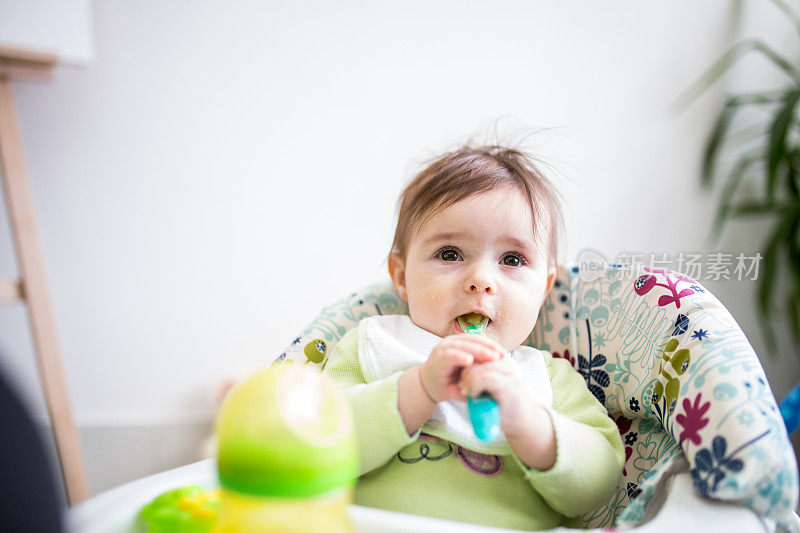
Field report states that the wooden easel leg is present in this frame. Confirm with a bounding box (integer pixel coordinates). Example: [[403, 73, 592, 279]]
[[0, 77, 89, 505]]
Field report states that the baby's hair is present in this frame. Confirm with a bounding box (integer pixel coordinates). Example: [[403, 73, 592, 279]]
[[389, 142, 565, 270]]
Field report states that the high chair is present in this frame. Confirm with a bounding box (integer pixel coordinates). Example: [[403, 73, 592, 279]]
[[68, 261, 800, 532], [274, 261, 800, 532]]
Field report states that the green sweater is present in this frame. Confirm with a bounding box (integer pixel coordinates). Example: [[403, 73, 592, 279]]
[[322, 325, 624, 530]]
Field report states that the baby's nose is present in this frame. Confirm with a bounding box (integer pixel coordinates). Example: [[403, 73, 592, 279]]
[[468, 282, 494, 294], [464, 264, 495, 294]]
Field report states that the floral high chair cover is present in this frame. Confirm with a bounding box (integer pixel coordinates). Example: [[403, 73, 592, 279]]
[[272, 263, 799, 531]]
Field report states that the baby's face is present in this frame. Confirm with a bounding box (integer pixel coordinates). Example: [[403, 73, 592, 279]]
[[389, 187, 556, 351]]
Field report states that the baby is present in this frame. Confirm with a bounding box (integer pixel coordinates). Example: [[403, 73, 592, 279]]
[[322, 143, 624, 530]]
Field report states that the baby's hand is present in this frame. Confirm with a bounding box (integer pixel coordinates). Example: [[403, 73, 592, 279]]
[[458, 357, 538, 439], [420, 334, 505, 403]]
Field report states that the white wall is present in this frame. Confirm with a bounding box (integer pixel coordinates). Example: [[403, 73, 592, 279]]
[[0, 0, 95, 65], [1, 0, 798, 495]]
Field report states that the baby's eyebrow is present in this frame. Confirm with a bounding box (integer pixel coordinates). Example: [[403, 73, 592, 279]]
[[422, 232, 465, 246], [502, 236, 536, 250], [422, 232, 535, 251]]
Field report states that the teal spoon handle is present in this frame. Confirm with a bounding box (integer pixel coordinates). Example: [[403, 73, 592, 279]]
[[467, 392, 501, 442], [460, 318, 500, 442]]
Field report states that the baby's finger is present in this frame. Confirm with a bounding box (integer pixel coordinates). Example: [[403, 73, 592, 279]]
[[443, 338, 502, 363], [457, 364, 480, 396], [437, 347, 476, 371], [458, 367, 508, 399], [452, 334, 507, 358], [451, 332, 506, 352], [471, 333, 508, 354], [472, 358, 517, 376], [471, 346, 506, 364]]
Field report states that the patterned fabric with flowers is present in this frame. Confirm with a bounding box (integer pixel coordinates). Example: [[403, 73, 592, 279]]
[[273, 263, 798, 531]]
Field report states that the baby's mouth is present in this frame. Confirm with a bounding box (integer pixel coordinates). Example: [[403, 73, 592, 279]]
[[456, 313, 490, 335]]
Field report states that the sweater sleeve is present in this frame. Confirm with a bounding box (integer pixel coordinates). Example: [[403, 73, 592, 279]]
[[321, 327, 420, 475], [512, 352, 625, 518]]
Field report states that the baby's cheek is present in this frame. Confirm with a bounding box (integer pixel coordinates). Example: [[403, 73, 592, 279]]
[[509, 297, 545, 343], [529, 294, 545, 318], [422, 285, 447, 306], [408, 286, 449, 333]]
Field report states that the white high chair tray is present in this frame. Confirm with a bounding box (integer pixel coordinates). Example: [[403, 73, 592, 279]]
[[67, 458, 774, 533]]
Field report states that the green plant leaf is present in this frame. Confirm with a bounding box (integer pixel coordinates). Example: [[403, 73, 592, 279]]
[[702, 106, 736, 188], [757, 207, 800, 353], [751, 39, 800, 84], [707, 152, 763, 246], [757, 247, 781, 353], [727, 121, 771, 148], [671, 40, 800, 115], [701, 94, 781, 188], [784, 213, 800, 345], [730, 92, 788, 105], [759, 212, 794, 312], [766, 90, 800, 200], [769, 0, 800, 43], [729, 200, 793, 217], [789, 280, 800, 346], [788, 241, 800, 346], [789, 150, 800, 199]]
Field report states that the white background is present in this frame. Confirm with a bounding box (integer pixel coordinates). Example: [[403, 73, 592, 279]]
[[1, 0, 799, 495], [0, 0, 94, 65]]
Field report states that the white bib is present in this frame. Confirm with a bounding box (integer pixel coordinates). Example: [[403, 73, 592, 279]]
[[357, 315, 553, 455]]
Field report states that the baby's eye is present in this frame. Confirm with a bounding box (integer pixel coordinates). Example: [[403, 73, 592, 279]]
[[502, 254, 524, 267], [437, 249, 461, 262]]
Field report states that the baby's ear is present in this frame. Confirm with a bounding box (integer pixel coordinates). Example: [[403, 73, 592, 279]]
[[545, 268, 557, 295], [388, 252, 408, 301]]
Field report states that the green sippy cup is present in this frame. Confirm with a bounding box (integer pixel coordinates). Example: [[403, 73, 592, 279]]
[[214, 364, 358, 533], [458, 312, 502, 443]]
